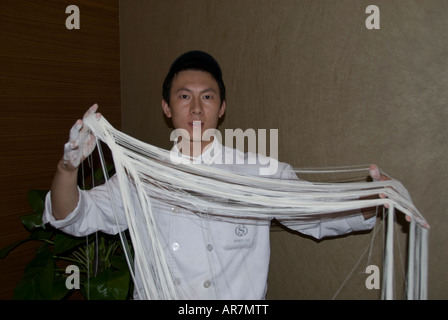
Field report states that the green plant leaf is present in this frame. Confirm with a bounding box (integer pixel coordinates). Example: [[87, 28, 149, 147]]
[[13, 246, 55, 300], [0, 228, 54, 259], [81, 268, 130, 300], [51, 275, 71, 300], [27, 189, 48, 213], [20, 212, 44, 230], [110, 253, 130, 271], [53, 232, 86, 255], [94, 163, 115, 183], [0, 239, 28, 259], [29, 227, 54, 241]]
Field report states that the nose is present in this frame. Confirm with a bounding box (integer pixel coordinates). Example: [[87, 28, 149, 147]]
[[190, 97, 203, 115]]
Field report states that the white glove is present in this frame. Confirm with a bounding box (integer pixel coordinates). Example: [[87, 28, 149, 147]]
[[63, 104, 101, 169]]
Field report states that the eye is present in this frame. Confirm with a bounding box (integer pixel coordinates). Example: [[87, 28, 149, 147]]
[[203, 95, 212, 100], [180, 94, 189, 99]]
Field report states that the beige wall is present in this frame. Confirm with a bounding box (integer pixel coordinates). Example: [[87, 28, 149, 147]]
[[120, 0, 448, 299]]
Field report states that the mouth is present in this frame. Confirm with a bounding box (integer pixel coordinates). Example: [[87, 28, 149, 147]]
[[189, 121, 203, 128], [189, 121, 203, 141]]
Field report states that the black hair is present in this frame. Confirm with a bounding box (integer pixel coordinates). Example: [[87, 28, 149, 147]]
[[162, 50, 226, 105]]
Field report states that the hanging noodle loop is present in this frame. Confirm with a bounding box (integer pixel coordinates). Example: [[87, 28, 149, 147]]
[[83, 114, 429, 300]]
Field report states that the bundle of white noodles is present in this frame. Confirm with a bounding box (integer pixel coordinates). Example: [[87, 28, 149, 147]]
[[84, 114, 429, 300]]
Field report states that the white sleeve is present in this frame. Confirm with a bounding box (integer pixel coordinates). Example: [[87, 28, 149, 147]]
[[274, 164, 377, 239], [42, 175, 128, 237], [278, 212, 376, 240]]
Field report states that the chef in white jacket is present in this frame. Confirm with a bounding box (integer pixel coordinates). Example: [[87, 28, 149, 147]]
[[43, 51, 382, 299]]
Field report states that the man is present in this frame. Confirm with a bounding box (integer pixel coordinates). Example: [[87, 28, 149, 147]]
[[44, 50, 382, 299]]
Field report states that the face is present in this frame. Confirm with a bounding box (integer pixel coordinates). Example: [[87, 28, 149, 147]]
[[162, 70, 226, 151]]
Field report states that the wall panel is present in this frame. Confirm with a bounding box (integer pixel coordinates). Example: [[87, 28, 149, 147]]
[[0, 0, 121, 299], [120, 0, 447, 299]]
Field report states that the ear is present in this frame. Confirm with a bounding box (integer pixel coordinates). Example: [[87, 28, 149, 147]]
[[162, 99, 172, 118], [218, 100, 226, 118]]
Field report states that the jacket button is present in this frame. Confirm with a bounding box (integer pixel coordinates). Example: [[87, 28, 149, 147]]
[[203, 280, 211, 288]]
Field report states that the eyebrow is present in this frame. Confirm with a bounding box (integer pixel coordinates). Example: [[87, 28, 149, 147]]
[[176, 87, 217, 94]]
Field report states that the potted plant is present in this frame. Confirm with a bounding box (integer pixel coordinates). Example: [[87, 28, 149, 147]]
[[0, 165, 133, 300]]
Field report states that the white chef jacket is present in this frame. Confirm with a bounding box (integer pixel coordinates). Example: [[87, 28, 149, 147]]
[[43, 139, 376, 300]]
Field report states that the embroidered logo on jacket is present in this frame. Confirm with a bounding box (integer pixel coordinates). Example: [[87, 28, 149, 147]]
[[235, 225, 248, 237]]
